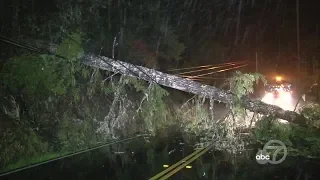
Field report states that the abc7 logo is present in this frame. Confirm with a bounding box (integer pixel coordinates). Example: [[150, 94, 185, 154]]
[[255, 140, 287, 165], [256, 153, 270, 160]]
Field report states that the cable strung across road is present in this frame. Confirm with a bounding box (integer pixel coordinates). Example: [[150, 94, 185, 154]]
[[166, 60, 247, 73], [183, 64, 248, 79], [184, 77, 228, 80], [175, 61, 247, 76], [166, 64, 215, 72]]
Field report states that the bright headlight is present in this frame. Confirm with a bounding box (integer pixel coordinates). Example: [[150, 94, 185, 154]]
[[279, 91, 291, 102], [262, 92, 274, 104], [277, 91, 293, 110]]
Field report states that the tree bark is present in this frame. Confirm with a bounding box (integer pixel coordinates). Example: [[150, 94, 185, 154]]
[[7, 38, 308, 126], [82, 53, 307, 126]]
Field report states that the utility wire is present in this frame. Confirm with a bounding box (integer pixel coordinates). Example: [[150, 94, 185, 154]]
[[0, 35, 68, 60], [166, 60, 247, 72], [175, 61, 247, 75], [0, 36, 40, 53], [1, 35, 242, 95], [166, 64, 216, 72], [185, 77, 228, 80], [183, 64, 247, 78], [0, 34, 243, 87], [0, 134, 150, 177]]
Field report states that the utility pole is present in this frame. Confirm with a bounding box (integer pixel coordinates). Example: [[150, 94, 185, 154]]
[[296, 0, 300, 85]]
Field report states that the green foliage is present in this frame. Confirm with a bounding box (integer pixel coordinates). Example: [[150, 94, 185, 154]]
[[254, 117, 292, 146], [227, 71, 266, 116], [1, 55, 64, 96], [0, 0, 191, 174], [3, 153, 61, 173], [1, 32, 87, 102], [181, 97, 211, 135], [300, 104, 320, 129], [57, 110, 101, 152], [86, 69, 108, 98], [254, 117, 320, 157], [178, 96, 228, 148], [0, 31, 108, 172], [0, 127, 48, 171], [56, 32, 84, 61], [228, 71, 266, 99], [138, 84, 169, 135], [124, 76, 148, 92]]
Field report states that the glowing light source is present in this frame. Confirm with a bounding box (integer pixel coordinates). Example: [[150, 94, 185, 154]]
[[275, 76, 282, 81], [163, 165, 169, 168], [261, 92, 274, 104], [186, 165, 192, 169], [262, 91, 293, 111], [279, 91, 292, 102]]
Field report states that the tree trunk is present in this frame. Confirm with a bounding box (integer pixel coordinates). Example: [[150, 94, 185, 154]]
[[8, 38, 309, 126], [82, 53, 307, 126]]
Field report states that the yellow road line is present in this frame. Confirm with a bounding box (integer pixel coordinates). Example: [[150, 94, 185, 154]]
[[149, 147, 205, 180], [159, 145, 211, 180]]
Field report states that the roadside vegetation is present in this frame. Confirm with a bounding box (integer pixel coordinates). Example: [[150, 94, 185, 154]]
[[1, 0, 320, 177]]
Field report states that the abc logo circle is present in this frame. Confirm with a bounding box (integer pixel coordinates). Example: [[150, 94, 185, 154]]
[[255, 150, 269, 164], [256, 154, 270, 160], [255, 140, 288, 165]]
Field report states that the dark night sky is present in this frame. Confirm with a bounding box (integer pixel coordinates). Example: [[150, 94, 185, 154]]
[[1, 0, 320, 81]]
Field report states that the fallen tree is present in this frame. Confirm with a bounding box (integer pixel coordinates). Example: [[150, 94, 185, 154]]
[[4, 38, 308, 126], [82, 54, 307, 126]]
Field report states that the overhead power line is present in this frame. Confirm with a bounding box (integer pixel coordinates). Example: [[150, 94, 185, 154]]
[[175, 61, 247, 75], [0, 35, 67, 60], [166, 60, 247, 72], [185, 77, 228, 80], [182, 64, 247, 78], [0, 36, 40, 53], [166, 64, 214, 72]]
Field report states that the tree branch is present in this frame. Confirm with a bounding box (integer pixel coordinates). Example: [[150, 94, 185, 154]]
[[82, 53, 307, 125], [6, 38, 308, 126]]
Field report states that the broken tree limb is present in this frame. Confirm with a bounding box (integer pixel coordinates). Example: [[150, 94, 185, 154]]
[[82, 54, 232, 103], [1, 37, 308, 126], [82, 53, 307, 126]]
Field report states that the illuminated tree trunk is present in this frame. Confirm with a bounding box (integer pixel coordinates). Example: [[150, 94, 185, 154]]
[[81, 53, 307, 125], [14, 39, 309, 126]]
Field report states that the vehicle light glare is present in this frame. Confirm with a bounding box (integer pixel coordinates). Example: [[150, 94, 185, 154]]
[[276, 76, 282, 81], [262, 92, 274, 104], [280, 92, 291, 102]]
